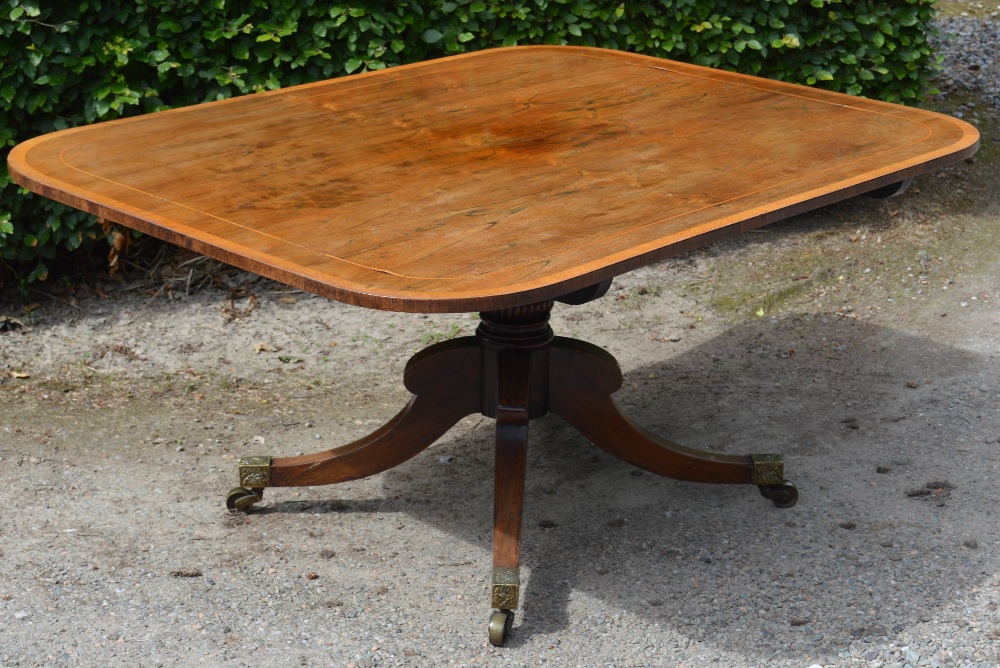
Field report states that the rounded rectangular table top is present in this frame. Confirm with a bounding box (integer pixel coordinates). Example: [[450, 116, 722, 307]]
[[8, 46, 979, 312]]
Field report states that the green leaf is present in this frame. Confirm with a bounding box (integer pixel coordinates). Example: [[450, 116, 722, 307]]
[[568, 24, 583, 37], [344, 57, 363, 74], [421, 28, 443, 43], [28, 262, 48, 283]]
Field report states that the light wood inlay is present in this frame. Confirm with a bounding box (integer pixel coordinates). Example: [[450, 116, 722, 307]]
[[8, 46, 979, 312]]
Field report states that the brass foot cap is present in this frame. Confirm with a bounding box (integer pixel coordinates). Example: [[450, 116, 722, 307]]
[[750, 453, 784, 486], [238, 456, 272, 487], [491, 567, 520, 610]]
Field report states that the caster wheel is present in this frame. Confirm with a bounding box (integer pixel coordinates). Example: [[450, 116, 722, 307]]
[[488, 609, 514, 647], [226, 486, 263, 512], [759, 481, 798, 508]]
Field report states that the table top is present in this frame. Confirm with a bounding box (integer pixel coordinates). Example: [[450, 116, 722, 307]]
[[8, 46, 979, 312]]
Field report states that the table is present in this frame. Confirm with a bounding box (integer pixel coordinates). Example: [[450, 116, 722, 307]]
[[7, 46, 979, 646]]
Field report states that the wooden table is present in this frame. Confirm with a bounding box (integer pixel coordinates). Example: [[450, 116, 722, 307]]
[[8, 46, 979, 646]]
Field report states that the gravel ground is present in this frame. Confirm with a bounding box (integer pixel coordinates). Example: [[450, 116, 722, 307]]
[[933, 10, 1000, 113], [1, 8, 999, 668]]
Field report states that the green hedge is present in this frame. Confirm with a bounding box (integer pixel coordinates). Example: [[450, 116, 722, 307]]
[[1, 0, 938, 284]]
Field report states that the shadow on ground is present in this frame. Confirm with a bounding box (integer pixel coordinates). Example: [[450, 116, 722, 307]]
[[249, 313, 999, 660]]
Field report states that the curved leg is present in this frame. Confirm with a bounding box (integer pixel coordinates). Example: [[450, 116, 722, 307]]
[[548, 337, 757, 485], [269, 394, 474, 487], [236, 337, 482, 491], [489, 349, 530, 646]]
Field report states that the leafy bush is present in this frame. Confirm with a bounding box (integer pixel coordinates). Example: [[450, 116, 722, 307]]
[[1, 0, 938, 284]]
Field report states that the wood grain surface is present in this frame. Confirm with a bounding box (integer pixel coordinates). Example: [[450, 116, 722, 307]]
[[7, 46, 980, 312]]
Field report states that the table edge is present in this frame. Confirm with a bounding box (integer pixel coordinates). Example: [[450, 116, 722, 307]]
[[7, 46, 982, 313]]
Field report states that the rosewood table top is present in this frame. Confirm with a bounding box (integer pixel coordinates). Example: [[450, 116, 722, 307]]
[[8, 46, 979, 312]]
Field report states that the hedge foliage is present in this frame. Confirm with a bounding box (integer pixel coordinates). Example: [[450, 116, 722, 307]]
[[1, 0, 938, 284]]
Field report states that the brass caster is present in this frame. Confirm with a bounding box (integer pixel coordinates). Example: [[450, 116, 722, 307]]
[[759, 481, 798, 508], [488, 609, 514, 647], [226, 486, 264, 512]]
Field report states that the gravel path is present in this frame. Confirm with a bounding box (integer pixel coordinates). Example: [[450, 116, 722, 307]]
[[933, 11, 1000, 114], [1, 8, 999, 668]]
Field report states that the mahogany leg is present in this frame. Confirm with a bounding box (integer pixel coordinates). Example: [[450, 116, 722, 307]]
[[549, 337, 794, 499], [488, 349, 531, 646], [226, 337, 482, 509]]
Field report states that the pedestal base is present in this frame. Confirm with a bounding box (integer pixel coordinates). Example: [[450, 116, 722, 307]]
[[226, 299, 797, 645]]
